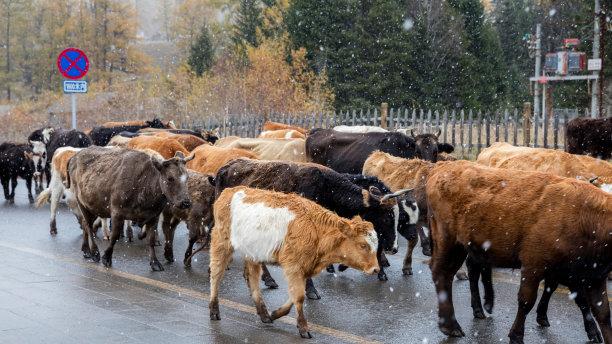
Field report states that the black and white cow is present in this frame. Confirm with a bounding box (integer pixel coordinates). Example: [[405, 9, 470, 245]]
[[306, 128, 454, 174], [214, 158, 416, 299], [0, 142, 44, 203]]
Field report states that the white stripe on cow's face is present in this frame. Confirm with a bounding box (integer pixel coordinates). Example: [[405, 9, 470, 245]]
[[392, 204, 400, 251], [365, 229, 378, 253], [179, 174, 187, 185], [42, 128, 54, 144], [401, 200, 419, 225], [229, 190, 296, 262]]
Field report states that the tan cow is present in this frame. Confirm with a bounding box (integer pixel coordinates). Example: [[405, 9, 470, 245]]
[[153, 131, 208, 151], [426, 161, 612, 344], [477, 142, 612, 188], [186, 144, 258, 175], [127, 136, 189, 160], [262, 121, 308, 135], [208, 186, 379, 338], [216, 137, 307, 162], [258, 129, 306, 139]]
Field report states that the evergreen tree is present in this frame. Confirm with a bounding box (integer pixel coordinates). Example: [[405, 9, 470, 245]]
[[188, 25, 214, 76], [233, 0, 262, 48]]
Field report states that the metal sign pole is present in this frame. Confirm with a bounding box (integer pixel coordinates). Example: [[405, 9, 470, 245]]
[[71, 93, 77, 129], [533, 24, 542, 122], [590, 0, 601, 118]]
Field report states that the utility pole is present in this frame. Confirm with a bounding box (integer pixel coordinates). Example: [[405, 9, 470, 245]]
[[591, 0, 601, 118], [533, 24, 542, 122]]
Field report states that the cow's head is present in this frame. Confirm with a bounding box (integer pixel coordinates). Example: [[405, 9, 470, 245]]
[[152, 151, 194, 209], [201, 129, 219, 144], [146, 118, 167, 129], [362, 187, 415, 254], [411, 129, 443, 162], [29, 140, 47, 177], [337, 216, 380, 275]]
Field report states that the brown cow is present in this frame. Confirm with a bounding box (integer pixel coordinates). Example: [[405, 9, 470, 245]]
[[186, 144, 258, 175], [67, 147, 193, 271], [208, 186, 379, 338], [153, 131, 208, 151], [259, 129, 306, 139], [426, 161, 612, 344], [477, 142, 612, 188], [216, 137, 307, 162], [261, 121, 308, 135], [566, 116, 611, 159], [127, 136, 189, 160], [161, 170, 216, 267]]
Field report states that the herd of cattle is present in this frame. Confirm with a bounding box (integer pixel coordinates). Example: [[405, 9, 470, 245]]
[[0, 116, 610, 343]]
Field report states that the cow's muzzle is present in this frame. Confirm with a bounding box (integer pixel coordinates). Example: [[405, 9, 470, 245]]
[[178, 199, 192, 209]]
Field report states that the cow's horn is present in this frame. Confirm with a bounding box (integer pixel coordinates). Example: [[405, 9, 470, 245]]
[[435, 128, 441, 138], [589, 176, 599, 184], [184, 153, 195, 162], [174, 151, 185, 159], [381, 188, 414, 202]]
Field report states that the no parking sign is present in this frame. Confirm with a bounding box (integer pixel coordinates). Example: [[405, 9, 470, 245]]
[[57, 48, 89, 129]]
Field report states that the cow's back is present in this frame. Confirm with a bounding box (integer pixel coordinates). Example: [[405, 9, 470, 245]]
[[187, 145, 258, 175]]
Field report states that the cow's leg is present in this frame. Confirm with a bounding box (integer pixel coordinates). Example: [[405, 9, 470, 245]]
[[163, 215, 181, 263], [573, 289, 603, 343], [431, 245, 467, 337], [466, 255, 485, 319], [101, 215, 124, 268], [48, 182, 64, 235], [535, 278, 558, 327], [376, 247, 388, 281], [183, 222, 200, 267], [305, 278, 320, 300], [244, 260, 272, 323], [292, 276, 311, 338], [481, 264, 494, 313], [209, 236, 233, 321], [125, 221, 133, 242], [402, 236, 419, 275], [101, 219, 110, 240], [44, 167, 51, 188], [25, 177, 34, 203], [143, 219, 164, 271], [508, 270, 542, 344], [260, 264, 279, 289], [79, 208, 99, 262], [585, 278, 611, 344], [1, 176, 9, 200], [8, 176, 17, 203]]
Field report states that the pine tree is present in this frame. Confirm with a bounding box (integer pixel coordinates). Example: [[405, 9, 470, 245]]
[[188, 25, 214, 76], [233, 0, 262, 48]]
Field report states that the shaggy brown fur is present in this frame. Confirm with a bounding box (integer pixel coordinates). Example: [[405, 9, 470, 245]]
[[127, 136, 189, 160], [209, 186, 379, 338], [426, 161, 612, 343], [186, 144, 258, 175]]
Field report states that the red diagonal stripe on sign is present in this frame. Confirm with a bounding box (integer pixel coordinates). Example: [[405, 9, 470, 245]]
[[60, 51, 85, 74]]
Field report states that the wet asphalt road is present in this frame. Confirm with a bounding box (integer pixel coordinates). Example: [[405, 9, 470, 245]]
[[0, 183, 609, 344]]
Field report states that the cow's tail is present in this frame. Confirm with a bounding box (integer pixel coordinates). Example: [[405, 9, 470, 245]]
[[35, 188, 51, 208], [65, 157, 73, 189]]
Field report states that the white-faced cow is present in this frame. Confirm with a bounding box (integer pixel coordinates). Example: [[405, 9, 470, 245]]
[[209, 186, 379, 339], [66, 147, 193, 271], [214, 158, 415, 299], [305, 128, 453, 173]]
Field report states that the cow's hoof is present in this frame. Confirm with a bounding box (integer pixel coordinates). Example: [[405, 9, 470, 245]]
[[150, 261, 164, 271], [402, 267, 413, 275], [263, 277, 278, 289], [82, 251, 91, 259], [210, 310, 220, 321], [455, 271, 468, 280], [259, 313, 273, 324], [326, 265, 335, 273], [473, 308, 486, 319], [422, 246, 432, 257], [378, 271, 388, 281], [8, 198, 14, 205], [338, 264, 349, 272], [137, 231, 147, 240], [164, 247, 174, 263], [508, 332, 524, 344], [92, 251, 101, 263], [28, 196, 34, 204], [101, 253, 111, 267], [440, 322, 465, 337], [103, 236, 110, 241], [484, 301, 493, 314], [306, 288, 320, 300], [299, 330, 312, 339], [536, 316, 550, 327], [50, 228, 57, 235]]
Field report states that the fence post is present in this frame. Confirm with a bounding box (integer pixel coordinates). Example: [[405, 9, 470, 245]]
[[380, 103, 388, 129], [522, 102, 531, 147]]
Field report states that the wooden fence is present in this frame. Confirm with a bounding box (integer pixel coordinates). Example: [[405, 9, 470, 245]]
[[191, 106, 585, 159]]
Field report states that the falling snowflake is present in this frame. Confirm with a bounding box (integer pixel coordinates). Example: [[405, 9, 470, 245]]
[[402, 18, 414, 31]]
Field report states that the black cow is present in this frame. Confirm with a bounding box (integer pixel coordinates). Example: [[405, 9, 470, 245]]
[[88, 118, 170, 146], [329, 173, 418, 280], [137, 128, 220, 144], [306, 128, 453, 173], [214, 158, 415, 299], [28, 127, 91, 187], [0, 142, 43, 203], [566, 116, 611, 159]]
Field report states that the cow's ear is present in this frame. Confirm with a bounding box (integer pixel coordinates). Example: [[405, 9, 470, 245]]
[[437, 143, 454, 153], [435, 128, 441, 138], [174, 151, 185, 160], [367, 186, 385, 204]]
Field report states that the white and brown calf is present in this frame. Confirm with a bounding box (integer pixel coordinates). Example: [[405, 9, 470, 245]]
[[209, 186, 379, 338]]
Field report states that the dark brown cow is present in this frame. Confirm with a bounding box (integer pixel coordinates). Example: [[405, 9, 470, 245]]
[[426, 161, 611, 344], [566, 116, 611, 159], [67, 147, 193, 271], [161, 170, 216, 267]]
